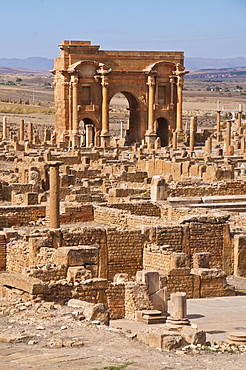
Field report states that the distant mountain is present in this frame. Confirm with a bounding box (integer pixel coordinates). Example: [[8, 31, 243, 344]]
[[0, 66, 51, 75], [1, 56, 246, 72], [0, 57, 53, 71], [185, 57, 246, 71]]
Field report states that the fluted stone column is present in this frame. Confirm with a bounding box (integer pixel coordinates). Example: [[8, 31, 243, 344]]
[[169, 76, 175, 107], [48, 161, 63, 229], [176, 75, 184, 132], [28, 122, 33, 142], [19, 119, 25, 141], [100, 75, 110, 147], [72, 76, 78, 134], [2, 116, 7, 140], [145, 75, 156, 146]]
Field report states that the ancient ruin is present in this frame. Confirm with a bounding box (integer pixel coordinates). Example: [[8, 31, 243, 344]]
[[0, 41, 246, 355]]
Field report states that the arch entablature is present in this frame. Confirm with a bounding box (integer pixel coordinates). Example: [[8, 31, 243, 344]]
[[53, 40, 188, 146]]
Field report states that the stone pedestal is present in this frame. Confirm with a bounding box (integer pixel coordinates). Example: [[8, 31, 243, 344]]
[[145, 133, 157, 148], [166, 292, 190, 326], [100, 133, 110, 148], [150, 176, 167, 201], [172, 131, 177, 150]]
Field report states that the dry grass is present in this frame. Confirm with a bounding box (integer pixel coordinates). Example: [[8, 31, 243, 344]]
[[0, 103, 55, 115]]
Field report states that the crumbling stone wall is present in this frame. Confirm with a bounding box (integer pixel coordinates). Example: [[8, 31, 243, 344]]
[[106, 228, 144, 279], [143, 244, 172, 274], [0, 205, 45, 227], [107, 282, 125, 319], [6, 240, 30, 274]]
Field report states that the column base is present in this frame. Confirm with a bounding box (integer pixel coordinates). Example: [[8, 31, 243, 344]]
[[145, 133, 156, 148], [100, 134, 110, 148]]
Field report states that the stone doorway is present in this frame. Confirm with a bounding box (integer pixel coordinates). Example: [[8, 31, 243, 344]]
[[156, 117, 169, 147], [79, 118, 95, 147]]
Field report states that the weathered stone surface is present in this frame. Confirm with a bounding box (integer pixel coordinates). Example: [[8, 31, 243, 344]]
[[67, 299, 109, 325], [0, 272, 46, 295], [53, 245, 99, 267]]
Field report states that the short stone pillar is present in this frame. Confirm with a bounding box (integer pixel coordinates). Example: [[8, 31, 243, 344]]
[[155, 137, 161, 150], [224, 121, 231, 155], [48, 161, 63, 229], [240, 137, 246, 155], [172, 131, 177, 150], [44, 128, 51, 142], [216, 110, 221, 133], [28, 122, 33, 142], [189, 127, 195, 154], [85, 124, 94, 147], [150, 176, 167, 201], [237, 104, 243, 130], [2, 116, 7, 140], [193, 252, 211, 269], [19, 119, 25, 141], [166, 292, 190, 326], [205, 137, 212, 154], [120, 121, 124, 139]]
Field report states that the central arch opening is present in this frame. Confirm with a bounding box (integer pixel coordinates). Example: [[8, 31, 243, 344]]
[[109, 92, 140, 145], [109, 93, 129, 139]]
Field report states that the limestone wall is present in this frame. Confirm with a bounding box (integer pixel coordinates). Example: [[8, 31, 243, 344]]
[[107, 282, 125, 319], [0, 205, 45, 227], [106, 228, 144, 279]]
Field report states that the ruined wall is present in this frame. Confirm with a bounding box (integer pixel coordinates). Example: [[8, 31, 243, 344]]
[[107, 282, 125, 319], [106, 228, 144, 279], [167, 180, 246, 197], [143, 244, 172, 274], [6, 240, 29, 274], [0, 205, 45, 227]]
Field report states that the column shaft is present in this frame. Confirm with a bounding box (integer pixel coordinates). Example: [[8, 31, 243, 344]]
[[20, 119, 24, 141], [176, 76, 183, 132], [101, 76, 109, 134], [72, 79, 78, 133], [49, 164, 60, 229], [147, 75, 155, 133]]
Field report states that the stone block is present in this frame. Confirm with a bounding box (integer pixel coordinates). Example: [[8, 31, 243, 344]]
[[170, 252, 188, 269], [67, 299, 109, 325], [136, 270, 160, 294], [0, 272, 46, 295], [150, 287, 167, 312], [150, 176, 167, 201], [53, 245, 99, 267], [67, 266, 92, 282], [193, 252, 211, 268], [24, 192, 38, 205], [180, 326, 206, 345]]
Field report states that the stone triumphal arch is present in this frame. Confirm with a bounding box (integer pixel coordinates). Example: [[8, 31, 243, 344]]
[[52, 40, 188, 147]]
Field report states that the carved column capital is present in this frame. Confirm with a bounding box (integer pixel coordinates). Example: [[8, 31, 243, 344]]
[[147, 75, 155, 87]]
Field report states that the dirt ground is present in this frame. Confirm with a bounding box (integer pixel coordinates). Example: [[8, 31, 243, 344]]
[[0, 275, 245, 370]]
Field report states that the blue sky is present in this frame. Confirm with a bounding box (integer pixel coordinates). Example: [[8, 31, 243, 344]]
[[0, 0, 245, 59]]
